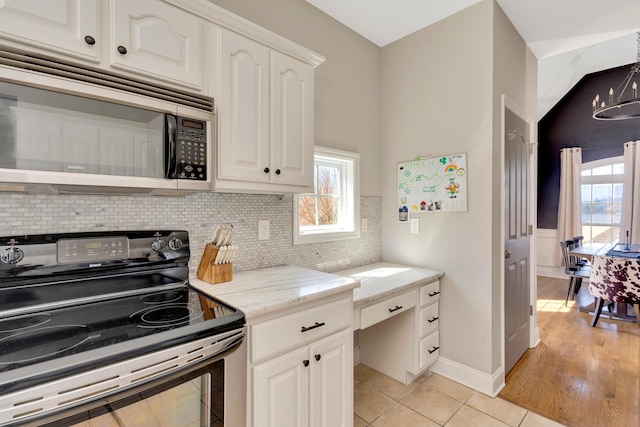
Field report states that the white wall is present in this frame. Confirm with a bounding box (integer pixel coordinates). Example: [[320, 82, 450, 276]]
[[380, 0, 537, 394], [207, 0, 382, 197]]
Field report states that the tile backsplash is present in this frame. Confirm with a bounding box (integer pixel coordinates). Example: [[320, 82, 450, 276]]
[[0, 192, 382, 277]]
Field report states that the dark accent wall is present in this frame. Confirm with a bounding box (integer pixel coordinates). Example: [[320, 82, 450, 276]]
[[538, 64, 640, 229]]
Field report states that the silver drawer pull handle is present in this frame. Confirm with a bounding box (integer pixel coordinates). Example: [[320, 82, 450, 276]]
[[427, 316, 439, 323], [388, 305, 403, 313], [428, 346, 439, 354], [301, 321, 325, 333], [428, 291, 440, 297]]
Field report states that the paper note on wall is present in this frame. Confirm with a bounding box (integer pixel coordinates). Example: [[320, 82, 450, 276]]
[[397, 153, 468, 214]]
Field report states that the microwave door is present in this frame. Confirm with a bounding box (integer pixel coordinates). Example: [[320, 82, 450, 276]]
[[0, 80, 167, 179]]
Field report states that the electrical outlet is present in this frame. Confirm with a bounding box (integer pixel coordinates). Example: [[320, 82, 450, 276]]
[[258, 220, 270, 240], [361, 218, 368, 232]]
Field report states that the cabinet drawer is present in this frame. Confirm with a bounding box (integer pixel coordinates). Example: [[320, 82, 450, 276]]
[[251, 297, 351, 362], [360, 290, 416, 330], [419, 281, 440, 307], [419, 304, 439, 338], [419, 331, 440, 370]]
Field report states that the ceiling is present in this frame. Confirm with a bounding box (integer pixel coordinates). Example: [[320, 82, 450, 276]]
[[305, 0, 640, 120]]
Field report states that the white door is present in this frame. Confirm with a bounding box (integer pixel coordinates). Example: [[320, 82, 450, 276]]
[[270, 51, 314, 188], [0, 0, 98, 61], [309, 329, 352, 427], [218, 29, 270, 183], [253, 346, 310, 427], [110, 0, 204, 89], [504, 105, 531, 374]]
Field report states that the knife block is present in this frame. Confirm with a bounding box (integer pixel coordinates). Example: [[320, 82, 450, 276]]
[[197, 244, 233, 284]]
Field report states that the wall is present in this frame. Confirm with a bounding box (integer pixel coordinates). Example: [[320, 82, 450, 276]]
[[492, 3, 538, 375], [0, 193, 382, 277], [380, 0, 536, 394], [537, 64, 640, 230], [206, 0, 382, 197]]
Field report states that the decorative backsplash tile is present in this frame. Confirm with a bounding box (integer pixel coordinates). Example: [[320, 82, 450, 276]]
[[0, 192, 382, 277]]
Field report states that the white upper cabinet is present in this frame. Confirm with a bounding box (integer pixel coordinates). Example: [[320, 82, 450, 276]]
[[0, 0, 99, 62], [218, 30, 270, 184], [109, 0, 205, 90], [216, 28, 315, 193], [270, 51, 314, 188]]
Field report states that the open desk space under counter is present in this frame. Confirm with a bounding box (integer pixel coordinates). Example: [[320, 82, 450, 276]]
[[336, 262, 444, 385], [191, 265, 360, 427]]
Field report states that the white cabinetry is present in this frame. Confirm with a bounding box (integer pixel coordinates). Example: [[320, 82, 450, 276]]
[[0, 0, 99, 62], [250, 295, 353, 427], [0, 0, 207, 92], [357, 280, 440, 385], [109, 0, 204, 90], [415, 281, 440, 372], [216, 28, 315, 193]]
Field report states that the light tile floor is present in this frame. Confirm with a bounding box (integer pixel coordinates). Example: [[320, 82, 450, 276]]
[[354, 364, 566, 427]]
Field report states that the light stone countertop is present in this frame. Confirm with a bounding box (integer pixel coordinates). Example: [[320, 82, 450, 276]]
[[335, 262, 444, 306], [190, 265, 360, 319]]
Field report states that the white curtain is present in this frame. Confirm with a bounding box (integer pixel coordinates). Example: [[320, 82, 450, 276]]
[[619, 141, 640, 243], [556, 147, 582, 266]]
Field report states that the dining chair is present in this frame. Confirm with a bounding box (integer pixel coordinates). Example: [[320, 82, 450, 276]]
[[588, 255, 640, 328], [560, 240, 591, 306], [572, 235, 591, 268]]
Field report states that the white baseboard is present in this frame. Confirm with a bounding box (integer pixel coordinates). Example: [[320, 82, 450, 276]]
[[536, 265, 565, 279], [429, 357, 505, 397]]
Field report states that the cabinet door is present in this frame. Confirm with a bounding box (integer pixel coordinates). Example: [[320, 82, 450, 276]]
[[270, 51, 314, 188], [110, 0, 203, 89], [309, 329, 353, 427], [253, 346, 310, 427], [218, 29, 270, 184], [0, 0, 98, 62]]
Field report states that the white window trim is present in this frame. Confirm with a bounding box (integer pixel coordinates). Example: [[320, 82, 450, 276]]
[[581, 156, 624, 243], [293, 146, 360, 245]]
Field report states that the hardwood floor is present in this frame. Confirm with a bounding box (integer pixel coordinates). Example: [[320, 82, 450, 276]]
[[499, 276, 640, 427]]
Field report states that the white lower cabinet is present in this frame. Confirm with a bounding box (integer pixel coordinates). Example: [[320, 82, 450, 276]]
[[250, 295, 353, 427], [414, 281, 440, 372], [253, 329, 352, 427], [357, 280, 440, 384]]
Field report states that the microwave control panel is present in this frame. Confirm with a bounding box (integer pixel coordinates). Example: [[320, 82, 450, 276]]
[[176, 117, 207, 180]]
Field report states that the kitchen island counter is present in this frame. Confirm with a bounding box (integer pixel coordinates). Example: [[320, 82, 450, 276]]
[[190, 265, 359, 319]]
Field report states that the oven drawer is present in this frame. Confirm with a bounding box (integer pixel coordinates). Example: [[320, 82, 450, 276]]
[[359, 290, 416, 330], [251, 296, 351, 362], [419, 281, 440, 307]]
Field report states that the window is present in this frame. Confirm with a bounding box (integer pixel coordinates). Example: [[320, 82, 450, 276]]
[[581, 156, 624, 244], [293, 147, 359, 245]]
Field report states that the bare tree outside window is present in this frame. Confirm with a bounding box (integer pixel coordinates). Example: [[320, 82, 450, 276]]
[[299, 165, 340, 227]]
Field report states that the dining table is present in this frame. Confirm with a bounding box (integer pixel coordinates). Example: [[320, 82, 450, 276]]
[[569, 242, 638, 322]]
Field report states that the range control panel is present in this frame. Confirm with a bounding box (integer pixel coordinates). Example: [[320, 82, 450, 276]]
[[57, 236, 129, 264]]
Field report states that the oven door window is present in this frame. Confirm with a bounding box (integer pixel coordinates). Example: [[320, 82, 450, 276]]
[[43, 360, 224, 427]]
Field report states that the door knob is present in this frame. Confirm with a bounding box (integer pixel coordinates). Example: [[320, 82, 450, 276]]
[[505, 250, 512, 259]]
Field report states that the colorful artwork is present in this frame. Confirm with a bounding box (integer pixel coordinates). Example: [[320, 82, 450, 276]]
[[397, 153, 467, 214]]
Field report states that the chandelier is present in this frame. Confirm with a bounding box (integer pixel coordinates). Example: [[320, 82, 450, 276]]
[[592, 32, 640, 120]]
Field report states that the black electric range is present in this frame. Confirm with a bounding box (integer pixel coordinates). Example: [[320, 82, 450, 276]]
[[0, 230, 245, 399]]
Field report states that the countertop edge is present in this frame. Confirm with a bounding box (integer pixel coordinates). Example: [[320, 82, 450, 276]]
[[353, 273, 443, 306], [189, 268, 360, 320]]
